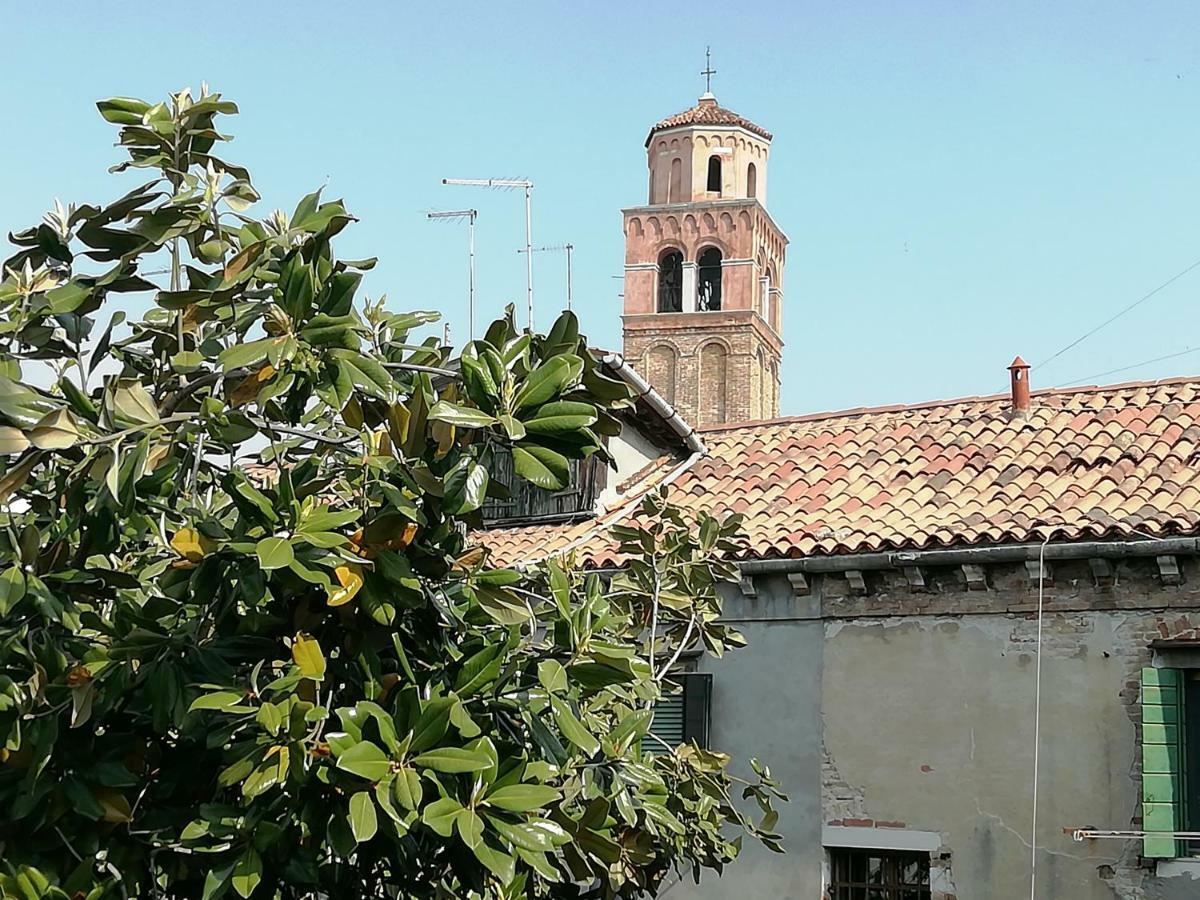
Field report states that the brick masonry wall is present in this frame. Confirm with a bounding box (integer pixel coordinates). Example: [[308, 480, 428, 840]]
[[624, 311, 781, 425]]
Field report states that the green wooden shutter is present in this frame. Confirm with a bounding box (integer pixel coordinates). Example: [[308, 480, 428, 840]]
[[648, 674, 712, 754], [1142, 666, 1186, 858], [648, 688, 685, 755]]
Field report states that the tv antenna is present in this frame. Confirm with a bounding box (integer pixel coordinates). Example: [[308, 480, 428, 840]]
[[426, 208, 478, 340], [443, 178, 535, 330], [517, 243, 574, 311]]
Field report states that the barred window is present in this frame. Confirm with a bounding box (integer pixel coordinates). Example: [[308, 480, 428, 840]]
[[828, 848, 930, 900]]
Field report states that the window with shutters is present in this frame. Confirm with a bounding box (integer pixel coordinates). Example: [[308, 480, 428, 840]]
[[1141, 666, 1200, 857], [646, 673, 711, 755], [827, 848, 931, 899]]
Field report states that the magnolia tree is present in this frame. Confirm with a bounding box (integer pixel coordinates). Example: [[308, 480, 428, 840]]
[[0, 89, 784, 900]]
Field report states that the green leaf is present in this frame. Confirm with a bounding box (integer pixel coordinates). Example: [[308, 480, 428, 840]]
[[218, 338, 276, 373], [514, 356, 572, 411], [0, 567, 26, 615], [455, 644, 504, 696], [104, 378, 160, 428], [170, 350, 204, 374], [471, 840, 516, 883], [391, 766, 423, 811], [45, 281, 92, 314], [255, 537, 294, 570], [537, 659, 567, 694], [329, 349, 392, 400], [336, 741, 391, 782], [348, 791, 378, 842], [444, 456, 489, 515], [457, 808, 484, 849], [428, 401, 497, 429], [256, 702, 282, 736], [522, 400, 597, 435], [411, 747, 493, 774], [551, 697, 600, 756], [421, 797, 462, 837], [97, 96, 152, 124], [511, 443, 570, 490], [232, 848, 262, 899], [409, 698, 454, 753], [485, 783, 561, 813], [189, 691, 250, 713]]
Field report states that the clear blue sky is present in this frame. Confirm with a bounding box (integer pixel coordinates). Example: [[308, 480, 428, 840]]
[[5, 1, 1200, 414]]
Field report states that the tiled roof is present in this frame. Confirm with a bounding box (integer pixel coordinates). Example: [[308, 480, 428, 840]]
[[476, 377, 1200, 567], [645, 97, 772, 146]]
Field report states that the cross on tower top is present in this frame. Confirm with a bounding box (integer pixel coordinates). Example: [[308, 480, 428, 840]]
[[701, 46, 716, 95]]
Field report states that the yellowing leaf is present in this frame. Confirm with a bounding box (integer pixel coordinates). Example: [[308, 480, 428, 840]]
[[229, 364, 276, 408], [171, 527, 216, 563], [327, 564, 364, 607], [292, 632, 326, 680], [0, 426, 29, 456], [28, 408, 79, 450], [94, 788, 133, 823]]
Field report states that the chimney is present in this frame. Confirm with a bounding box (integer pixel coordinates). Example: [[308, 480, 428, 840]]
[[1008, 356, 1031, 414]]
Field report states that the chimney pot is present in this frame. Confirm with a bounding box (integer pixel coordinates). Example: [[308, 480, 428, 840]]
[[1008, 355, 1031, 414]]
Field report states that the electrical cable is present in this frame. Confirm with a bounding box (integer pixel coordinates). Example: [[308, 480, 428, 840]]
[[1056, 346, 1200, 387], [1033, 256, 1200, 373], [1029, 533, 1050, 900]]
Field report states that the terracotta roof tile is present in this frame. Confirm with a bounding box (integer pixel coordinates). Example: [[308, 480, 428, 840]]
[[476, 376, 1200, 566], [645, 97, 772, 145]]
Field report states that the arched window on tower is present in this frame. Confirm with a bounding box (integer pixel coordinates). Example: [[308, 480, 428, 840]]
[[669, 158, 682, 203], [707, 155, 722, 193], [698, 247, 722, 311], [657, 249, 683, 313], [747, 162, 757, 199]]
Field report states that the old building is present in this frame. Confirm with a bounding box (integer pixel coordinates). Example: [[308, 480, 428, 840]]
[[621, 91, 785, 427], [478, 92, 1200, 898]]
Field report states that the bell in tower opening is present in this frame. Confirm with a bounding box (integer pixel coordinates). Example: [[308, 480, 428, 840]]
[[621, 64, 787, 427]]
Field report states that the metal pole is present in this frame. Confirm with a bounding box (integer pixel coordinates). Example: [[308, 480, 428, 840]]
[[565, 243, 573, 312], [468, 211, 476, 341], [524, 184, 533, 331]]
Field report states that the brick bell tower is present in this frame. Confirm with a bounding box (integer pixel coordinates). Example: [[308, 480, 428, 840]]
[[621, 84, 786, 426]]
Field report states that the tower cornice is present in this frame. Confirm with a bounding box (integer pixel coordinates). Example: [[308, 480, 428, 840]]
[[621, 198, 790, 246]]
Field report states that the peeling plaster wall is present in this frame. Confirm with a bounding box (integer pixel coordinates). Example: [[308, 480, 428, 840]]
[[662, 557, 1200, 899], [823, 613, 1135, 899]]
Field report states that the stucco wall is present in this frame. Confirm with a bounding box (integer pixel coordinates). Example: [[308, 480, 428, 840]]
[[658, 558, 1200, 899], [663, 577, 826, 898]]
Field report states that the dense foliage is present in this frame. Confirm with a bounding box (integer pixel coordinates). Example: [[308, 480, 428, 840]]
[[0, 88, 784, 899]]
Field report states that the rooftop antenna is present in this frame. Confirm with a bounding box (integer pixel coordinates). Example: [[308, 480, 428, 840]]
[[443, 178, 535, 331], [701, 46, 717, 96], [426, 208, 478, 340], [517, 243, 574, 312]]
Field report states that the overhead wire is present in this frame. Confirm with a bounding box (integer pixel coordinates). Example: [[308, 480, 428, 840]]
[[1032, 256, 1200, 373], [1056, 346, 1200, 387]]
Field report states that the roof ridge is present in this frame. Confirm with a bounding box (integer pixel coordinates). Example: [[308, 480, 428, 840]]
[[696, 373, 1200, 434]]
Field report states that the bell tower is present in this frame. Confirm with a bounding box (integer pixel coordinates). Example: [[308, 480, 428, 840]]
[[621, 83, 786, 426]]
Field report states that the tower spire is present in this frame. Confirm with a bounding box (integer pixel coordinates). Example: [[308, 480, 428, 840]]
[[700, 46, 716, 98]]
